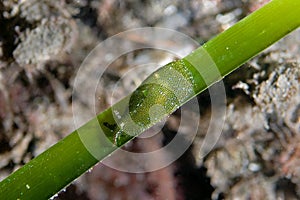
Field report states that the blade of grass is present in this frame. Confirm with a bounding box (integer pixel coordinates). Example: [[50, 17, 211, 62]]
[[0, 0, 299, 199]]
